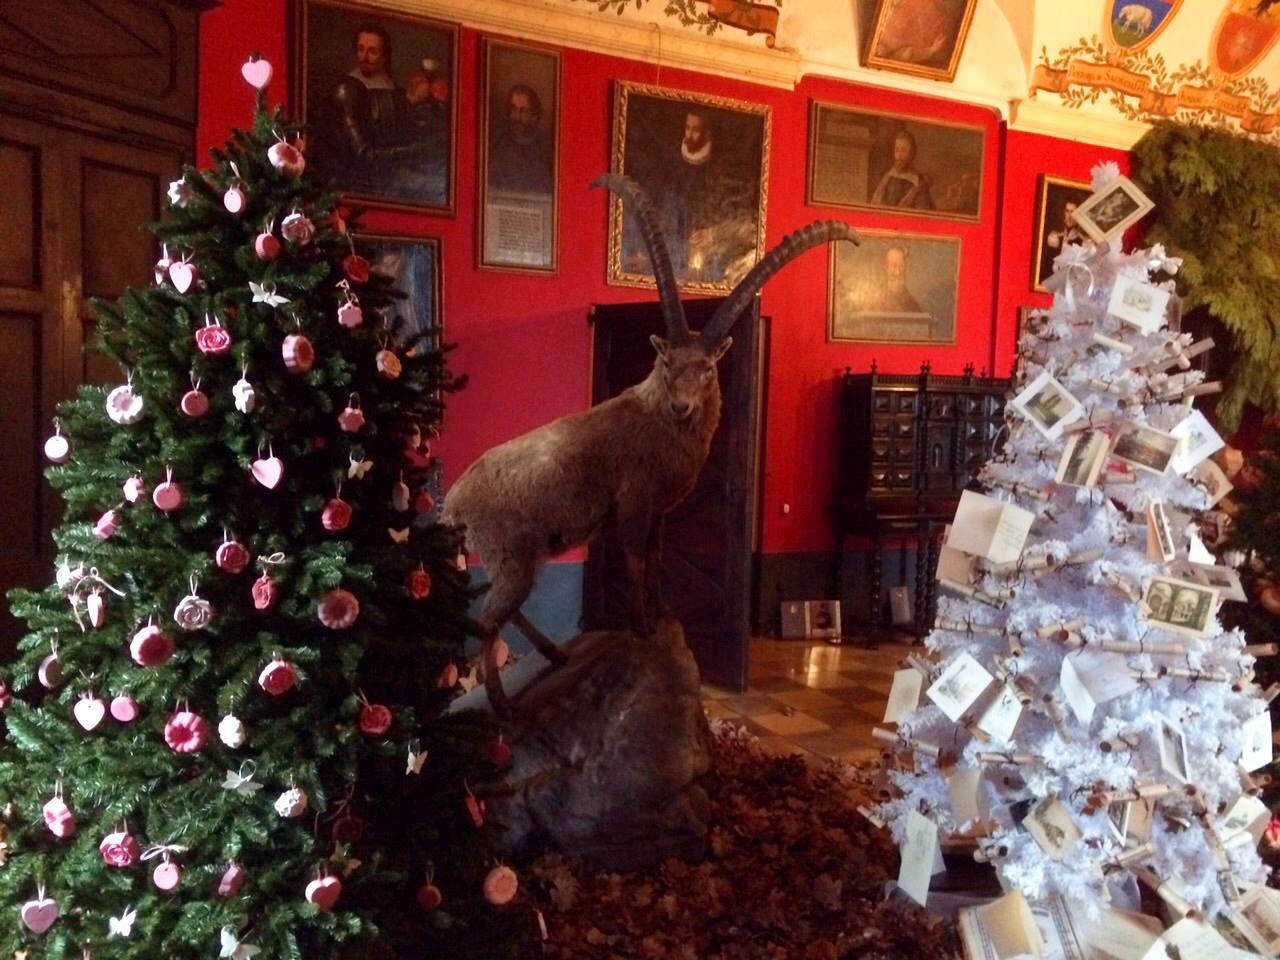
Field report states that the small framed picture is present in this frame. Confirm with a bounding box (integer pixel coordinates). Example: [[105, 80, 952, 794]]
[[1228, 885, 1280, 957], [862, 0, 980, 83], [1146, 500, 1176, 563], [1023, 797, 1082, 861], [1107, 275, 1170, 333], [1073, 175, 1154, 244], [1155, 715, 1190, 781], [1109, 421, 1179, 475], [479, 37, 560, 274], [1185, 564, 1245, 602], [1105, 800, 1131, 844], [1055, 430, 1109, 488], [1031, 175, 1092, 292], [1191, 459, 1234, 507], [1010, 370, 1084, 440], [1140, 576, 1219, 638], [1170, 409, 1225, 476]]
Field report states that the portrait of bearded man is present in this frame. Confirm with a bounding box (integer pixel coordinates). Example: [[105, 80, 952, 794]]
[[488, 84, 554, 195]]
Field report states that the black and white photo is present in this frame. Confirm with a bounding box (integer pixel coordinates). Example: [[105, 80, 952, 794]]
[[1110, 421, 1179, 475], [1073, 175, 1154, 244], [1141, 576, 1218, 637], [1011, 370, 1083, 440]]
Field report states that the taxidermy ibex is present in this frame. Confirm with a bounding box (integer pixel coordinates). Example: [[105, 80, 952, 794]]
[[444, 174, 859, 717]]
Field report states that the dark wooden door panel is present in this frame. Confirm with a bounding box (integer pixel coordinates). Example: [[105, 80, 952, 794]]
[[0, 311, 41, 643], [583, 298, 760, 691], [0, 139, 39, 289]]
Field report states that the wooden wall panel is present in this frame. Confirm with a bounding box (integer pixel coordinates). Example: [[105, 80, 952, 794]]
[[0, 140, 38, 289], [0, 312, 40, 643]]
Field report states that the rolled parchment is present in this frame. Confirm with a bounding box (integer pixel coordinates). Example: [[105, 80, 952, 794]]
[[872, 727, 941, 759], [1067, 546, 1106, 565], [1244, 643, 1279, 657], [857, 805, 886, 829], [1146, 337, 1214, 375], [1091, 332, 1135, 354], [1264, 682, 1280, 703], [986, 476, 1052, 502], [1037, 618, 1087, 639], [989, 553, 1055, 574], [1007, 633, 1025, 657], [1100, 471, 1138, 485], [1068, 637, 1186, 656], [973, 840, 1009, 863], [1161, 380, 1223, 401], [1095, 783, 1173, 805], [976, 750, 1039, 766], [1133, 866, 1198, 920], [1063, 408, 1115, 434], [1099, 734, 1141, 754], [963, 720, 990, 743], [1133, 666, 1232, 684], [1088, 377, 1133, 398], [1102, 570, 1141, 601], [1111, 842, 1154, 869], [905, 654, 935, 678], [939, 578, 1006, 609], [934, 617, 1003, 636]]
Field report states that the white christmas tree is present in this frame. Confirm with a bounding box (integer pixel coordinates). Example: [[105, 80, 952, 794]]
[[873, 163, 1275, 949]]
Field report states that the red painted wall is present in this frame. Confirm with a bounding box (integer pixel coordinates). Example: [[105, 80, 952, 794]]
[[197, 1, 1133, 559]]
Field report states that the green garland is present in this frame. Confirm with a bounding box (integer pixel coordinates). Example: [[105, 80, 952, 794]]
[[569, 0, 777, 33], [1132, 122, 1280, 429]]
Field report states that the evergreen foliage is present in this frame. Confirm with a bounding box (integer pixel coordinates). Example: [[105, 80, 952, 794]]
[[1, 78, 526, 958], [1132, 122, 1280, 429]]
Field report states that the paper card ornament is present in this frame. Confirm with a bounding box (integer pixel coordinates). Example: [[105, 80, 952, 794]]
[[927, 653, 995, 722], [896, 810, 938, 907], [1108, 275, 1171, 333], [1191, 458, 1233, 507], [1146, 499, 1176, 563], [1056, 430, 1110, 487], [282, 333, 314, 373], [956, 890, 1045, 960], [1152, 916, 1254, 960], [1186, 563, 1246, 602], [1139, 576, 1219, 638], [106, 384, 144, 424], [1170, 410, 1225, 476], [1221, 795, 1270, 849], [483, 865, 519, 906], [305, 874, 341, 910], [975, 684, 1023, 742], [20, 893, 59, 934], [1059, 650, 1138, 726], [1010, 370, 1084, 440], [946, 491, 1034, 565], [1240, 711, 1273, 773], [241, 54, 272, 89], [883, 668, 924, 724], [1111, 421, 1179, 475], [1022, 797, 1082, 861], [153, 860, 182, 891], [73, 694, 106, 732], [947, 767, 989, 827], [1156, 716, 1191, 782]]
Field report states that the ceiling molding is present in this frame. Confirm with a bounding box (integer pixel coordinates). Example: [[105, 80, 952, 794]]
[[1009, 97, 1149, 151]]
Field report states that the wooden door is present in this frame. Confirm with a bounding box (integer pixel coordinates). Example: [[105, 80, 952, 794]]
[[582, 299, 762, 691], [0, 116, 179, 650]]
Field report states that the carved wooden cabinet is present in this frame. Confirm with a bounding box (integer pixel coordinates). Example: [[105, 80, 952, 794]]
[[834, 363, 1010, 640]]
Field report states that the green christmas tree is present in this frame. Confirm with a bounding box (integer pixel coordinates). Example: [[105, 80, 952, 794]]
[[0, 56, 526, 959]]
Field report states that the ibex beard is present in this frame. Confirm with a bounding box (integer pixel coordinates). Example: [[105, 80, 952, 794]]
[[442, 174, 859, 719]]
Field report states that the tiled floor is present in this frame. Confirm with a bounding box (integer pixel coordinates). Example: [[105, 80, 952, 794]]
[[702, 635, 913, 764]]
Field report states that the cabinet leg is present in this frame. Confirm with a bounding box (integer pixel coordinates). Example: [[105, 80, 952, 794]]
[[869, 528, 883, 649]]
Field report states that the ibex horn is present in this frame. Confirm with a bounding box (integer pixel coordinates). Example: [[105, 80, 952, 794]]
[[701, 220, 861, 346], [591, 174, 691, 345]]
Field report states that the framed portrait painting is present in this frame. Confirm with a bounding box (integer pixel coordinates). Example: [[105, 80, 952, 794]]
[[608, 81, 771, 295], [479, 38, 560, 274], [1031, 175, 1092, 292], [1073, 174, 1155, 244], [352, 233, 444, 351], [296, 0, 458, 213], [827, 229, 960, 344], [807, 102, 984, 221], [863, 0, 979, 82]]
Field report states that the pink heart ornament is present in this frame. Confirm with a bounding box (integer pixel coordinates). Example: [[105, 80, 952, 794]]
[[20, 896, 58, 935], [74, 696, 106, 732], [305, 875, 342, 911], [169, 260, 198, 295], [251, 456, 284, 490], [241, 57, 273, 89]]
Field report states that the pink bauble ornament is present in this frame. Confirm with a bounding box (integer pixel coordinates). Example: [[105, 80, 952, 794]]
[[123, 475, 145, 503], [318, 589, 359, 630], [359, 703, 392, 737], [44, 432, 70, 463], [216, 538, 250, 574], [73, 695, 106, 732], [241, 55, 273, 89], [258, 658, 295, 695], [20, 895, 58, 935], [195, 321, 232, 356], [376, 348, 402, 379], [42, 796, 75, 839], [168, 259, 199, 295], [483, 865, 518, 906], [322, 497, 351, 533], [164, 710, 209, 753], [217, 862, 246, 897], [86, 590, 106, 628], [305, 875, 342, 911], [153, 860, 182, 892], [152, 479, 184, 512], [250, 454, 284, 489], [280, 211, 314, 245], [130, 624, 175, 667], [487, 735, 512, 767], [337, 299, 363, 328], [251, 572, 278, 611], [417, 884, 443, 911], [180, 388, 209, 418], [338, 395, 364, 433], [268, 140, 306, 176], [110, 694, 139, 723], [254, 230, 281, 261], [282, 333, 314, 373], [106, 384, 144, 424], [408, 567, 431, 600], [99, 830, 140, 867], [93, 509, 118, 540], [223, 184, 247, 215]]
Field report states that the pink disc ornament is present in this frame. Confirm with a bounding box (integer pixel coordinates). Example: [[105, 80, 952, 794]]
[[223, 183, 247, 215], [153, 859, 182, 892], [153, 470, 184, 512], [337, 299, 363, 328], [42, 795, 75, 839], [180, 387, 209, 418], [168, 259, 199, 295], [110, 694, 139, 723], [20, 894, 58, 935], [164, 710, 209, 753], [250, 453, 284, 489], [282, 333, 314, 373], [195, 318, 232, 356], [321, 497, 352, 533], [268, 139, 305, 177], [318, 589, 359, 630], [217, 862, 246, 898], [241, 54, 272, 89], [99, 830, 140, 867], [130, 624, 175, 667], [73, 694, 107, 732], [93, 509, 118, 540], [44, 429, 71, 463], [106, 384, 144, 425], [216, 537, 250, 574], [305, 875, 342, 912], [483, 865, 519, 906], [38, 652, 64, 689], [337, 394, 364, 433], [251, 571, 278, 611], [258, 658, 296, 696], [253, 229, 280, 262], [123, 475, 146, 503], [359, 703, 392, 737]]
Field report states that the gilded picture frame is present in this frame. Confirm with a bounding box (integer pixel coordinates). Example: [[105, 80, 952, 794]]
[[827, 228, 961, 344], [607, 80, 771, 295], [478, 37, 561, 275], [1031, 175, 1092, 292], [807, 100, 985, 222], [863, 0, 980, 83], [295, 0, 459, 214]]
